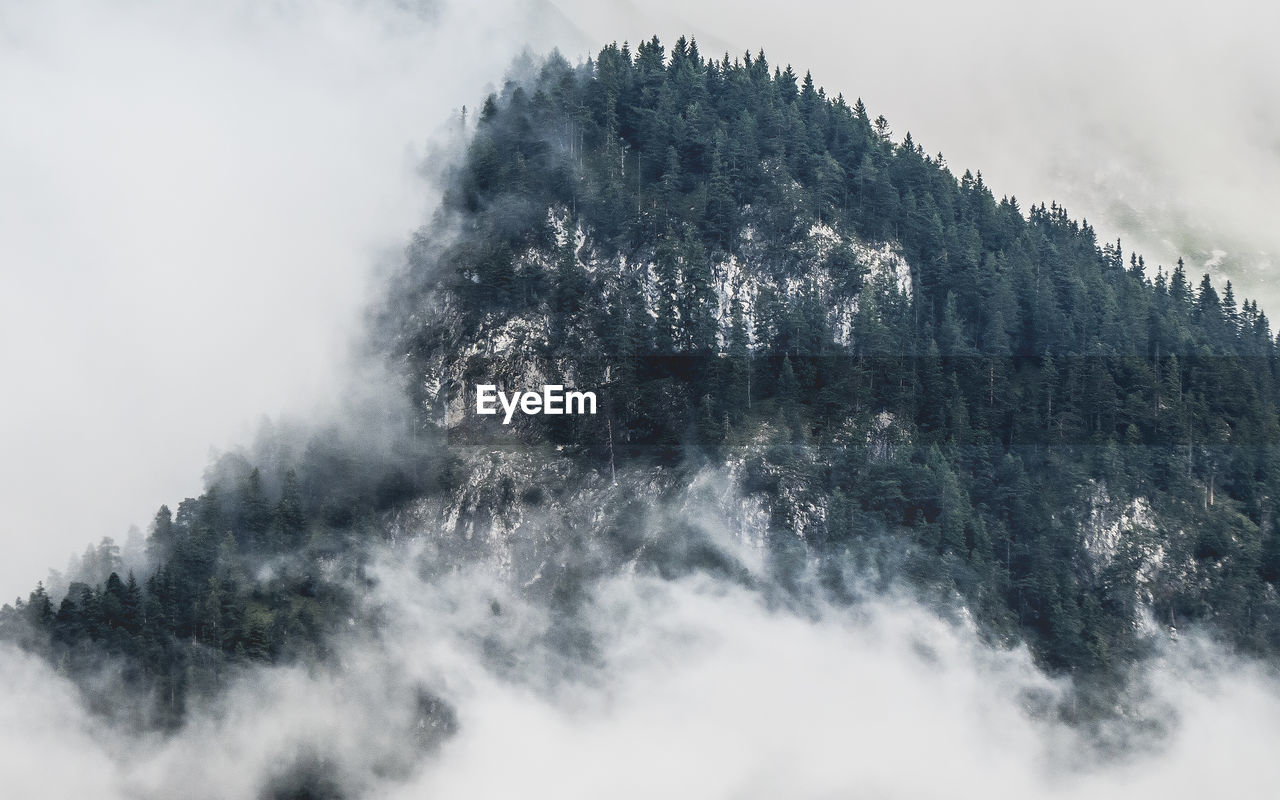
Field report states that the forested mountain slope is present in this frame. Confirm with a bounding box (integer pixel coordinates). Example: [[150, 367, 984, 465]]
[[5, 36, 1280, 733]]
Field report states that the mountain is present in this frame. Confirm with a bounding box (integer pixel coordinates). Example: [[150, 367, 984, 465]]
[[5, 34, 1280, 780], [387, 37, 1280, 671]]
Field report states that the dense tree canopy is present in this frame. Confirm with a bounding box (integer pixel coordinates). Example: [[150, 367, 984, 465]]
[[391, 37, 1280, 671]]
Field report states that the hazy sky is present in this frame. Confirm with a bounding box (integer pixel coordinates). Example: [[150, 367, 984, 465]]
[[0, 0, 575, 594], [3, 0, 1279, 595]]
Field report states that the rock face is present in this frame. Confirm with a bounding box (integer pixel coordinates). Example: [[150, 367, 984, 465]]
[[416, 209, 912, 440], [1081, 485, 1165, 612], [402, 200, 914, 573]]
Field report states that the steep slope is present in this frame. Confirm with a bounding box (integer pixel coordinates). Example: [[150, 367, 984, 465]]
[[5, 36, 1280, 745], [384, 37, 1280, 672]]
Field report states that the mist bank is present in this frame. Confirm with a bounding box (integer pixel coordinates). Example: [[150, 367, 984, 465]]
[[3, 532, 1279, 799]]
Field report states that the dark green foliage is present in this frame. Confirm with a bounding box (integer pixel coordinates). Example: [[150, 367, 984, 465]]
[[382, 39, 1280, 672], [0, 420, 452, 728]]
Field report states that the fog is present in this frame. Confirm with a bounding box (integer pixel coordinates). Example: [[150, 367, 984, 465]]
[[0, 0, 586, 595], [3, 536, 1279, 798], [4, 3, 1280, 794]]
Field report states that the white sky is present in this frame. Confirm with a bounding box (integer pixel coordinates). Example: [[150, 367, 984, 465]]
[[2, 0, 1278, 596]]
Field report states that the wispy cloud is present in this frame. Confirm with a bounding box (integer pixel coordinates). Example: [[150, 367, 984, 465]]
[[0, 0, 580, 595]]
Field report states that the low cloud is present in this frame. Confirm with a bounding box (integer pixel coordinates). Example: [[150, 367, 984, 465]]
[[3, 524, 1279, 799]]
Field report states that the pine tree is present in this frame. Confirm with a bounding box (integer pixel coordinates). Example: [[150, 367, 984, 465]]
[[680, 228, 717, 353], [26, 582, 53, 628], [241, 467, 270, 549], [705, 130, 736, 246], [275, 468, 306, 547]]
